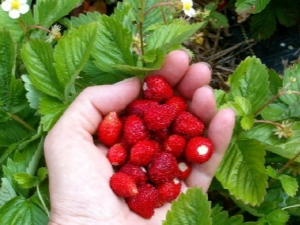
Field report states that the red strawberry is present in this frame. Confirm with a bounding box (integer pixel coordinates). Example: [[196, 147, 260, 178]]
[[156, 178, 181, 206], [217, 0, 227, 10], [172, 111, 205, 138], [119, 164, 148, 185], [98, 112, 122, 146], [185, 137, 214, 164], [143, 75, 173, 102], [163, 134, 186, 158], [127, 99, 158, 117], [177, 160, 192, 180], [130, 140, 160, 166], [126, 183, 159, 219], [148, 152, 180, 184], [165, 96, 188, 115], [107, 144, 127, 166], [151, 127, 171, 142], [123, 115, 149, 145], [109, 172, 138, 197], [144, 104, 177, 131]]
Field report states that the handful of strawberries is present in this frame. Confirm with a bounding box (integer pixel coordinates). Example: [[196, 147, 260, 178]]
[[97, 75, 214, 219]]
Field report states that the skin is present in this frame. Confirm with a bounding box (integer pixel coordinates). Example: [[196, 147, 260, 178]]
[[44, 50, 235, 225]]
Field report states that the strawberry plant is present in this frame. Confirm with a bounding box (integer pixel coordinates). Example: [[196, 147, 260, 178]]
[[0, 0, 300, 224]]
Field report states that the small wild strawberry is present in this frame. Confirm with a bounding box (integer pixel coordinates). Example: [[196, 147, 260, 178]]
[[130, 140, 159, 166], [123, 115, 149, 145], [126, 183, 159, 219], [127, 99, 158, 117], [143, 75, 173, 102], [107, 144, 127, 166], [177, 160, 192, 180], [109, 172, 138, 197], [172, 111, 205, 138], [156, 178, 181, 206], [185, 137, 214, 164], [119, 164, 148, 185], [165, 95, 188, 115], [163, 134, 186, 158], [98, 112, 122, 146]]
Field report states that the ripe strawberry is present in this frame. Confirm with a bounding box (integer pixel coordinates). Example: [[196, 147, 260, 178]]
[[177, 160, 192, 180], [119, 164, 148, 185], [185, 137, 214, 164], [98, 112, 122, 146], [148, 152, 180, 184], [123, 115, 149, 145], [156, 178, 181, 206], [126, 183, 159, 219], [107, 144, 127, 166], [127, 99, 158, 117], [143, 104, 177, 131], [163, 134, 186, 158], [151, 127, 171, 142], [143, 75, 173, 102], [172, 111, 205, 138], [130, 140, 160, 166], [165, 96, 188, 115], [109, 172, 138, 197]]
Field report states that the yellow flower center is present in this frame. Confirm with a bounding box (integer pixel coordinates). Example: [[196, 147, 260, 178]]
[[183, 3, 191, 10], [11, 0, 21, 10]]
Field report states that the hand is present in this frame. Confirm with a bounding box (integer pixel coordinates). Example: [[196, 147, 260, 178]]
[[44, 50, 235, 225]]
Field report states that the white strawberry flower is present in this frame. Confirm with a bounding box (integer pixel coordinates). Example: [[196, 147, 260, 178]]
[[1, 0, 30, 19], [181, 0, 196, 17]]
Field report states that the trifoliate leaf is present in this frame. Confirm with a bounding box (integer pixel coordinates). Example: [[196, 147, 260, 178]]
[[257, 209, 289, 225], [229, 57, 269, 113], [54, 22, 97, 99], [278, 174, 298, 197], [216, 139, 267, 206], [14, 172, 38, 189], [163, 187, 212, 225], [236, 0, 270, 15], [21, 40, 64, 99], [0, 178, 16, 207], [0, 196, 48, 225]]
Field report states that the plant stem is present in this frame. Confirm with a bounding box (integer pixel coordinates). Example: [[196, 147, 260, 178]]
[[9, 113, 35, 131], [27, 25, 54, 35], [160, 4, 167, 24], [143, 2, 174, 17], [282, 204, 300, 210], [277, 151, 300, 176], [139, 21, 145, 57], [253, 91, 285, 116], [37, 183, 50, 217], [254, 119, 284, 130]]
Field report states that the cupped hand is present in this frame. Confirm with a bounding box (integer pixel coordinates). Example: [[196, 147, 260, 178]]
[[44, 50, 235, 225]]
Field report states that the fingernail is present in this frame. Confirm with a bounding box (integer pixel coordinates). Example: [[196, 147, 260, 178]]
[[114, 77, 138, 85], [198, 62, 212, 72]]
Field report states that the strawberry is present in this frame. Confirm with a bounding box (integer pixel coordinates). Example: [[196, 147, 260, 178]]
[[185, 137, 214, 164], [98, 112, 122, 146], [148, 152, 180, 184], [143, 104, 177, 131], [127, 99, 158, 117], [123, 115, 149, 145], [172, 111, 205, 138], [143, 75, 173, 102], [177, 160, 192, 180], [165, 96, 188, 115], [130, 140, 160, 166], [151, 127, 171, 142], [156, 178, 181, 206], [119, 164, 148, 185], [163, 134, 186, 158], [109, 172, 138, 197], [107, 144, 127, 166], [126, 183, 159, 219]]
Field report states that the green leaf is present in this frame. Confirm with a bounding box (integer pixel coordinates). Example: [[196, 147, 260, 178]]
[[278, 174, 298, 197], [241, 115, 254, 130], [236, 0, 271, 15], [268, 69, 282, 97], [145, 20, 206, 53], [0, 10, 23, 43], [274, 0, 300, 27], [21, 40, 64, 99], [266, 165, 278, 178], [215, 89, 229, 109], [0, 178, 16, 207], [250, 6, 277, 40], [260, 103, 287, 121], [0, 196, 48, 225], [216, 139, 267, 205], [92, 15, 135, 77], [34, 0, 80, 28], [280, 63, 300, 105], [203, 4, 229, 28], [14, 172, 38, 189], [228, 56, 269, 113], [60, 11, 101, 28], [37, 167, 48, 182], [211, 204, 248, 225], [163, 187, 212, 225], [21, 75, 44, 110], [281, 100, 300, 119], [0, 121, 28, 147], [54, 23, 98, 99], [257, 209, 289, 225]]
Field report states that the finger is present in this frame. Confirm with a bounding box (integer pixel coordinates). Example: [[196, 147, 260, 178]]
[[149, 50, 190, 87], [185, 109, 235, 192], [176, 62, 212, 100], [191, 86, 217, 125]]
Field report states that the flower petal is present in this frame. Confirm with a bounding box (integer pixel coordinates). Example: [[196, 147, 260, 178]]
[[1, 2, 12, 11], [9, 9, 20, 19], [20, 0, 28, 4], [184, 8, 196, 17], [19, 4, 29, 14]]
